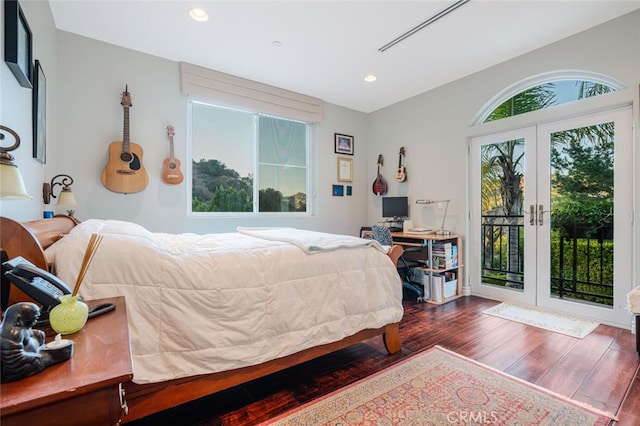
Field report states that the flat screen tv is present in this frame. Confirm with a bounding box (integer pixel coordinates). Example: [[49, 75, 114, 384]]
[[382, 196, 409, 219]]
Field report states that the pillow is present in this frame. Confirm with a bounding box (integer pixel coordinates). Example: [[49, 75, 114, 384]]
[[45, 219, 157, 266]]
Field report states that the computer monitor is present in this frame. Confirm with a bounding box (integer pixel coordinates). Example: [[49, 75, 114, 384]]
[[382, 196, 409, 220]]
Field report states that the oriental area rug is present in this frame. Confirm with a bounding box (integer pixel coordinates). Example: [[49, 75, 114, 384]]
[[261, 346, 616, 426], [482, 302, 599, 338]]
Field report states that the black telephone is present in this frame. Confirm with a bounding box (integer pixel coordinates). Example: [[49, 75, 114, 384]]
[[2, 256, 115, 325], [3, 256, 71, 307]]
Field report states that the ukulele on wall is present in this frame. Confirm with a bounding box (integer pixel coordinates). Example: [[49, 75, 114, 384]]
[[101, 86, 149, 194], [394, 146, 407, 183], [161, 125, 184, 185], [372, 154, 387, 196]]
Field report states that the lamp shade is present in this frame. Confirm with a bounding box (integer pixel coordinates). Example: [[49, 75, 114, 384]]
[[56, 189, 78, 207], [0, 163, 32, 200], [0, 125, 32, 200]]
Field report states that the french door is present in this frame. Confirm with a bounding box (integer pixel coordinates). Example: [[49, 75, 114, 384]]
[[470, 108, 632, 327]]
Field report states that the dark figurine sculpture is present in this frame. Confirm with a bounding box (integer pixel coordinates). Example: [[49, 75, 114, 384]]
[[1, 302, 72, 382]]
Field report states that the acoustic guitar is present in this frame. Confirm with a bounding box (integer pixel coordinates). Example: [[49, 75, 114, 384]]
[[161, 125, 184, 185], [101, 86, 149, 194], [394, 146, 407, 183], [372, 154, 387, 196]]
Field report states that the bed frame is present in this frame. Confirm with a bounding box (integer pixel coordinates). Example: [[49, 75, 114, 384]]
[[0, 215, 403, 423]]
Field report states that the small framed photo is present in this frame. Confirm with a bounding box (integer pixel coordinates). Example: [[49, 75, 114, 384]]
[[334, 133, 354, 155], [332, 184, 344, 196], [4, 0, 33, 88], [346, 185, 352, 196], [337, 157, 353, 182], [32, 60, 46, 163], [360, 227, 373, 239]]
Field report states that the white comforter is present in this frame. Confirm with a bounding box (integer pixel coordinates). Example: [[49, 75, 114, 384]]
[[47, 220, 403, 384]]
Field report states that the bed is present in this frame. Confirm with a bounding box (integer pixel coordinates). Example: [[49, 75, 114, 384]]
[[0, 215, 404, 423]]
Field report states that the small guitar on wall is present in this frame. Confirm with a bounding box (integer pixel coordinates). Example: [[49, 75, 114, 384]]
[[161, 125, 184, 185], [101, 85, 149, 194], [394, 146, 407, 183], [372, 154, 387, 196]]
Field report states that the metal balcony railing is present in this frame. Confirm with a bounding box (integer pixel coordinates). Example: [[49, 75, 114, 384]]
[[481, 214, 614, 306]]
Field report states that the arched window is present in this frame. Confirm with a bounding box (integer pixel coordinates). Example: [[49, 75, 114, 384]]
[[474, 71, 625, 124]]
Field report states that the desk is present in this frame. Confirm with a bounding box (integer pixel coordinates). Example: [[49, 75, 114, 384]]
[[1, 296, 133, 426], [391, 232, 464, 304]]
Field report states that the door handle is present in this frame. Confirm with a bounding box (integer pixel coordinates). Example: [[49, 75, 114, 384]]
[[529, 205, 535, 225], [539, 204, 544, 226], [537, 204, 552, 226]]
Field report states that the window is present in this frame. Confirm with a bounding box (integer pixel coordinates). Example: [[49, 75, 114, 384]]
[[484, 79, 617, 123], [190, 100, 310, 214]]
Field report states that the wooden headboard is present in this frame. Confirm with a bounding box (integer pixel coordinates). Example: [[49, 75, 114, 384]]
[[0, 215, 78, 307]]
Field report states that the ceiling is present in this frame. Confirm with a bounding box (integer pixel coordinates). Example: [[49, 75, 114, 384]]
[[48, 1, 640, 114]]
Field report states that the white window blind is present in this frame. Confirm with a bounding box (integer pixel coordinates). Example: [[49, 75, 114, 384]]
[[180, 62, 323, 122]]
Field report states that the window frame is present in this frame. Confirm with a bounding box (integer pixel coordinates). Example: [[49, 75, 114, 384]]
[[187, 97, 314, 217]]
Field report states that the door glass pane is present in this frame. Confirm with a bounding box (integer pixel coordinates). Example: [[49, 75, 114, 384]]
[[549, 122, 614, 306], [484, 80, 617, 123], [480, 139, 525, 290]]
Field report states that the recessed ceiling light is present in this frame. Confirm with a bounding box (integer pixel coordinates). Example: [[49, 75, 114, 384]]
[[364, 75, 377, 83], [189, 8, 209, 22], [272, 40, 282, 47]]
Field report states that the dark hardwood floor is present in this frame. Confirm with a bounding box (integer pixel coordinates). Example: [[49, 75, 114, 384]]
[[130, 296, 640, 425]]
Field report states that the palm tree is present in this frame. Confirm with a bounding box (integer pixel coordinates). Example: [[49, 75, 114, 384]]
[[481, 84, 555, 287], [480, 80, 615, 292], [481, 139, 524, 287]]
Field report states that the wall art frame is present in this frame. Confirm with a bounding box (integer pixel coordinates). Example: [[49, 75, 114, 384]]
[[332, 184, 344, 196], [360, 227, 373, 239], [334, 133, 354, 155], [4, 0, 33, 88], [337, 157, 353, 182], [32, 59, 46, 163]]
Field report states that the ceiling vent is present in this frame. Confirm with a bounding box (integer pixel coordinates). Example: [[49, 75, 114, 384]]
[[378, 0, 471, 52]]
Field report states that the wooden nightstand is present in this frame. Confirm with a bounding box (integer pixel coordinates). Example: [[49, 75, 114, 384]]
[[1, 296, 133, 426]]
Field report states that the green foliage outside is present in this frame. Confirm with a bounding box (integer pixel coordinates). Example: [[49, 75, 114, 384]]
[[550, 230, 613, 305], [192, 159, 306, 213], [481, 80, 615, 305], [192, 159, 253, 212]]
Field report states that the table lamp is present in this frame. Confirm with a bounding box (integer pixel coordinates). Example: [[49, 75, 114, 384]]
[[416, 199, 451, 235]]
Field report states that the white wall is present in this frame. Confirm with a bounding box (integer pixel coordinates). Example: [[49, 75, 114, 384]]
[[2, 4, 370, 236], [54, 31, 369, 234], [367, 10, 639, 291], [2, 4, 639, 262], [0, 0, 57, 220], [367, 10, 640, 238]]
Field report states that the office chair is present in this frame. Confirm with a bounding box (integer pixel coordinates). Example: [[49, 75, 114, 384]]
[[371, 225, 425, 302]]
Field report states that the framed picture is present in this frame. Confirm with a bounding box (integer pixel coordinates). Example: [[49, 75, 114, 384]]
[[4, 0, 33, 88], [32, 59, 46, 163], [346, 185, 352, 196], [334, 133, 354, 155], [360, 227, 373, 239], [332, 184, 344, 196], [337, 157, 353, 182]]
